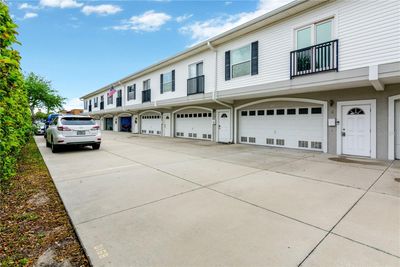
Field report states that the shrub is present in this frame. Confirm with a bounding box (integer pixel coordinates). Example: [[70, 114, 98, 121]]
[[0, 2, 31, 182]]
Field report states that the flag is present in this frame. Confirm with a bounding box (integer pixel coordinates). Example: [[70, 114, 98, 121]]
[[107, 87, 116, 97]]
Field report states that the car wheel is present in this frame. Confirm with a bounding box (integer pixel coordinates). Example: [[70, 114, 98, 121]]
[[92, 143, 100, 150], [46, 139, 51, 147], [51, 138, 59, 153]]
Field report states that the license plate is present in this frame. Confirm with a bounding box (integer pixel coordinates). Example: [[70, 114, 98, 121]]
[[77, 130, 86, 135]]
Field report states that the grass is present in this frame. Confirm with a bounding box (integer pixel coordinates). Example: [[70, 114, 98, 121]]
[[0, 137, 89, 266]]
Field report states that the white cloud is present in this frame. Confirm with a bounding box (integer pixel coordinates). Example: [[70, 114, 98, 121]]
[[19, 3, 40, 10], [40, 0, 83, 9], [63, 97, 83, 110], [180, 0, 292, 43], [225, 1, 232, 5], [23, 12, 38, 19], [112, 10, 171, 32], [176, 14, 192, 23], [82, 4, 122, 16]]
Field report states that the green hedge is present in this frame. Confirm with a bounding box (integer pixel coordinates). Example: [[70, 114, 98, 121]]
[[0, 3, 31, 182]]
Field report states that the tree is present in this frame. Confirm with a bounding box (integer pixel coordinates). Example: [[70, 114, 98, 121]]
[[0, 2, 31, 181], [24, 73, 65, 119]]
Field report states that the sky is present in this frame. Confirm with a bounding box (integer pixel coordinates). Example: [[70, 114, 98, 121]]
[[7, 0, 291, 110]]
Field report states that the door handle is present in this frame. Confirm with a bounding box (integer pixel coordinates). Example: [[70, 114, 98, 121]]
[[341, 129, 346, 137]]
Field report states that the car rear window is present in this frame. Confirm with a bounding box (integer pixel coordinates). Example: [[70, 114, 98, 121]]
[[61, 117, 95, 125]]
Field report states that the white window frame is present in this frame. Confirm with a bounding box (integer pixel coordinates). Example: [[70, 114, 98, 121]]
[[293, 15, 336, 50], [162, 71, 173, 93], [127, 84, 136, 101], [188, 61, 203, 78], [231, 44, 251, 79], [143, 79, 151, 91]]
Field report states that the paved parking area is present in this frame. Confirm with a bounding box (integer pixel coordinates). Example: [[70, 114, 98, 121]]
[[35, 132, 400, 266]]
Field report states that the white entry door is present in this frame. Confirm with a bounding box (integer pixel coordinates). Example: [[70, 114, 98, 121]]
[[395, 100, 400, 159], [217, 110, 231, 143], [132, 115, 138, 133], [341, 104, 371, 157], [163, 113, 171, 137]]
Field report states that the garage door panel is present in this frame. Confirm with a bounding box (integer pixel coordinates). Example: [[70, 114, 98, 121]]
[[239, 106, 323, 151], [175, 111, 212, 140], [141, 113, 161, 135]]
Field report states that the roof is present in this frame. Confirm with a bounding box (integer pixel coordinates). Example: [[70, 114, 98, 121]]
[[80, 0, 328, 99]]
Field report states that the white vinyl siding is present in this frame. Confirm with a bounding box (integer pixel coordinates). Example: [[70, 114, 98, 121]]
[[217, 0, 400, 91]]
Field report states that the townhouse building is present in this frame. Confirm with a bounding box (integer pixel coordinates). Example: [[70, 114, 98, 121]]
[[81, 0, 400, 160]]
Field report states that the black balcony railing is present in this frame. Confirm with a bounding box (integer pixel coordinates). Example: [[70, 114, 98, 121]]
[[142, 89, 151, 103], [88, 105, 92, 112], [187, 75, 205, 95], [116, 97, 122, 107], [100, 102, 104, 110], [290, 39, 338, 79]]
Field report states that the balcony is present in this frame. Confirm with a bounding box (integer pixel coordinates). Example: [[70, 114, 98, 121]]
[[88, 105, 92, 112], [142, 89, 151, 103], [187, 75, 205, 95], [290, 39, 338, 79], [116, 97, 122, 107], [100, 101, 104, 110]]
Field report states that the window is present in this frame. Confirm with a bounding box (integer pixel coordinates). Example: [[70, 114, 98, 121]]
[[231, 44, 251, 78], [241, 111, 248, 116], [266, 109, 274, 116], [162, 71, 173, 93], [311, 107, 322, 114], [127, 85, 136, 100], [143, 79, 150, 90], [189, 62, 203, 78], [84, 100, 87, 109], [287, 109, 296, 115], [257, 110, 265, 116], [299, 108, 309, 114], [276, 109, 285, 115], [249, 110, 256, 116], [93, 97, 98, 108], [296, 19, 333, 49], [100, 95, 104, 102], [107, 94, 113, 105], [347, 108, 365, 115]]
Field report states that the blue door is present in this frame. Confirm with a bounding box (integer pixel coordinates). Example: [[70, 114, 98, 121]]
[[120, 117, 132, 132]]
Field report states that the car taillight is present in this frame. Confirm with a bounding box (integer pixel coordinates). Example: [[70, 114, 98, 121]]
[[57, 126, 71, 131], [92, 126, 100, 130]]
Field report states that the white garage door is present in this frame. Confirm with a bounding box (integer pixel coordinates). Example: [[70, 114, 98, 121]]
[[239, 105, 324, 151], [141, 113, 161, 135], [175, 110, 212, 140]]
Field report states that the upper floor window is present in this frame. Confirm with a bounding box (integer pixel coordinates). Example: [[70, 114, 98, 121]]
[[100, 95, 104, 102], [189, 62, 203, 78], [127, 84, 136, 100], [107, 94, 113, 105], [225, 41, 258, 80], [117, 89, 122, 98], [231, 45, 251, 78], [93, 97, 98, 107], [161, 70, 175, 93], [296, 19, 333, 49], [84, 100, 87, 109], [143, 79, 150, 90]]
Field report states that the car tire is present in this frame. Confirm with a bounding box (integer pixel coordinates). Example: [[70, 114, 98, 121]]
[[51, 139, 59, 153], [92, 143, 100, 150]]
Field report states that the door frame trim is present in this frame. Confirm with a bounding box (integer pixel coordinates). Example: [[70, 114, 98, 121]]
[[336, 99, 376, 158], [234, 97, 328, 153], [216, 109, 232, 143], [388, 94, 400, 160]]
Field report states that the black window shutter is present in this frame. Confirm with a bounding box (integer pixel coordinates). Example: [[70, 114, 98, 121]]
[[133, 84, 136, 100], [251, 41, 258, 75], [160, 74, 163, 94], [172, 70, 175, 92], [225, 50, 231, 81], [127, 86, 130, 100]]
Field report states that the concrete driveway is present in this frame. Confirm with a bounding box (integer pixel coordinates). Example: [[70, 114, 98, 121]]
[[35, 132, 400, 266]]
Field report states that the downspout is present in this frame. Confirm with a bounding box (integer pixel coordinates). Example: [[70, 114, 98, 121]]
[[207, 41, 234, 143]]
